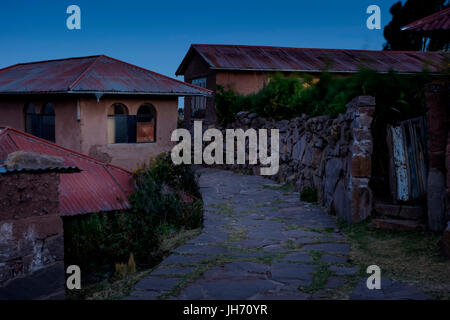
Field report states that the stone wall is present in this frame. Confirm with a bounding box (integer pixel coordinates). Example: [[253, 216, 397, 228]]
[[424, 81, 450, 258], [425, 82, 449, 232], [0, 171, 65, 300], [210, 96, 376, 224]]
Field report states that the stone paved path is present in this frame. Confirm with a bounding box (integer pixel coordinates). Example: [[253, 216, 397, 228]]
[[124, 168, 430, 300]]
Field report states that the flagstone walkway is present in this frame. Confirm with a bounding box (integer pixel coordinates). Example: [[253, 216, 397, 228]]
[[124, 167, 431, 300]]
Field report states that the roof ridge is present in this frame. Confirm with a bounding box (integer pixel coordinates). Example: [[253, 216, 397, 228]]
[[100, 55, 212, 94], [402, 7, 450, 30], [0, 126, 132, 175], [191, 44, 439, 55], [68, 55, 104, 90]]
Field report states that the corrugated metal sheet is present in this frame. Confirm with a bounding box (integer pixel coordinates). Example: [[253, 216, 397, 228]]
[[0, 166, 80, 174], [0, 127, 135, 216], [402, 7, 450, 32], [176, 44, 447, 75], [0, 55, 211, 96]]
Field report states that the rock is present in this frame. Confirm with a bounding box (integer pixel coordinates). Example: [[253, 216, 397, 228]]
[[328, 265, 358, 276], [427, 168, 446, 232], [441, 222, 450, 258], [375, 203, 424, 220], [5, 151, 64, 169], [351, 155, 371, 178], [324, 158, 343, 207], [350, 278, 432, 300], [321, 254, 347, 264], [373, 218, 425, 231]]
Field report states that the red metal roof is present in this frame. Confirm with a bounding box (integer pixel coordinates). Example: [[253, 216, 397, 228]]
[[402, 7, 450, 32], [0, 55, 211, 96], [176, 44, 447, 75], [0, 127, 135, 216]]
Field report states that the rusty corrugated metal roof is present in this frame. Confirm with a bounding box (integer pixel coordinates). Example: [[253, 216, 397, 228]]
[[176, 44, 447, 75], [0, 55, 211, 96], [402, 7, 450, 32], [0, 127, 135, 216], [0, 166, 80, 174]]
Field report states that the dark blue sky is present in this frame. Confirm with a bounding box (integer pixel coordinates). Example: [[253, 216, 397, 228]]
[[0, 1, 400, 79]]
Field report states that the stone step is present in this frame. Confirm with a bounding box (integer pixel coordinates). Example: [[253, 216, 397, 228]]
[[374, 202, 424, 220], [373, 218, 425, 231]]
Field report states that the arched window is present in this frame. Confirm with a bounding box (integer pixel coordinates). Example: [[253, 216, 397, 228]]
[[41, 103, 55, 142], [107, 103, 129, 143], [24, 103, 40, 137], [136, 104, 156, 143]]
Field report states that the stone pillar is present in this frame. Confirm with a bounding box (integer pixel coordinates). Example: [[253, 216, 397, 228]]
[[347, 96, 376, 224], [425, 82, 449, 232], [330, 96, 375, 224]]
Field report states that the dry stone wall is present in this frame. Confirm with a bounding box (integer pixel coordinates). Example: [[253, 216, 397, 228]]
[[210, 96, 376, 224]]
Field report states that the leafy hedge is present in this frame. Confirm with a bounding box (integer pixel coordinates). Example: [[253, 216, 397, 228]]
[[215, 70, 431, 125], [64, 154, 203, 280]]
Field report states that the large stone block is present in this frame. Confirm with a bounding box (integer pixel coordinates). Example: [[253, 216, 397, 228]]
[[350, 178, 373, 223], [324, 158, 343, 207], [441, 223, 450, 258], [351, 155, 371, 178], [427, 168, 446, 232]]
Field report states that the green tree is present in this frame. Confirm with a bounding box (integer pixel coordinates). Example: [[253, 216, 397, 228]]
[[383, 0, 449, 51]]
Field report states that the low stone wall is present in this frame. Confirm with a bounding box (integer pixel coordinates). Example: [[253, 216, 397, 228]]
[[0, 171, 65, 300], [210, 96, 376, 224]]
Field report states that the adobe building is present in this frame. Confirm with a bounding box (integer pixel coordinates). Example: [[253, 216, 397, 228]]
[[0, 55, 211, 170], [175, 44, 446, 127], [0, 129, 137, 299], [0, 151, 79, 300]]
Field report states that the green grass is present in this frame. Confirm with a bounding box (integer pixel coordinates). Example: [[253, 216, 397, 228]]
[[339, 219, 450, 299], [209, 202, 234, 215], [263, 183, 295, 191], [299, 251, 332, 294]]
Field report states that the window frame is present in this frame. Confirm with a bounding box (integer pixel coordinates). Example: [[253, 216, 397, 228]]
[[136, 103, 156, 144], [191, 77, 207, 119], [23, 102, 55, 142], [107, 103, 157, 145]]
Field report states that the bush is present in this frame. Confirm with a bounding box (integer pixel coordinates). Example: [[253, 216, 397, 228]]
[[214, 70, 431, 125], [64, 154, 203, 280], [300, 187, 318, 203]]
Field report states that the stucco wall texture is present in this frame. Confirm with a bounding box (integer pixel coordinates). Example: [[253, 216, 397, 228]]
[[0, 96, 178, 171]]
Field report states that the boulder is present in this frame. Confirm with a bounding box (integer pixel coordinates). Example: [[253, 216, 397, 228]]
[[5, 151, 64, 170], [441, 223, 450, 258]]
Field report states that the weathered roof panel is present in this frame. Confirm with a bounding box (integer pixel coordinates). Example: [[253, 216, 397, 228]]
[[0, 127, 135, 216], [402, 7, 450, 32], [0, 55, 211, 96], [176, 44, 447, 75]]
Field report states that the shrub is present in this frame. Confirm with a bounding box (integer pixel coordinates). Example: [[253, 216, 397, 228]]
[[214, 69, 431, 125], [300, 187, 318, 203], [64, 154, 203, 280]]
